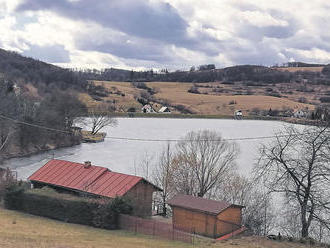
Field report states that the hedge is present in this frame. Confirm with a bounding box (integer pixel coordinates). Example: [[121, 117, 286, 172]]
[[4, 186, 132, 229]]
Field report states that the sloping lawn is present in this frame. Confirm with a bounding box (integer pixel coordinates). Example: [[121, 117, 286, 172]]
[[0, 209, 192, 248], [0, 208, 322, 248]]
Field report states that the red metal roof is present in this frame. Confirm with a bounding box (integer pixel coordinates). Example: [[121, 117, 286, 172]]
[[167, 194, 244, 215], [28, 159, 160, 198]]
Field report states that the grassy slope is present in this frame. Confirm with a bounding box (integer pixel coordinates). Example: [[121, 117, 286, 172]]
[[81, 81, 314, 116], [0, 208, 321, 248], [275, 67, 324, 72]]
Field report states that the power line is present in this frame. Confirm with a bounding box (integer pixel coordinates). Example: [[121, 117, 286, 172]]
[[0, 113, 71, 134], [104, 134, 296, 142], [0, 113, 310, 143]]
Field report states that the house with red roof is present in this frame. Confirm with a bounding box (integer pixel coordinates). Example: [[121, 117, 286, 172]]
[[168, 194, 245, 238], [28, 159, 162, 217]]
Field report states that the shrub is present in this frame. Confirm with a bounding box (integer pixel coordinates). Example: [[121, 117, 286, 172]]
[[132, 82, 148, 89], [175, 104, 195, 114], [298, 97, 308, 103], [320, 97, 330, 103], [4, 187, 132, 229], [127, 107, 136, 112], [187, 86, 200, 94], [4, 184, 25, 210], [228, 100, 236, 105]]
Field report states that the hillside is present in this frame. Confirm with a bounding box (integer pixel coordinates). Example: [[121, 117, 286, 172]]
[[0, 48, 88, 98], [80, 81, 317, 116], [0, 208, 322, 248]]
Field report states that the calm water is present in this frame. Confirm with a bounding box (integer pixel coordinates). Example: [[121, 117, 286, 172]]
[[3, 118, 290, 180]]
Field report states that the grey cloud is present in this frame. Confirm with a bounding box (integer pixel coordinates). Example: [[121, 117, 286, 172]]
[[22, 44, 70, 63], [16, 0, 225, 59], [75, 34, 174, 63], [16, 0, 190, 45]]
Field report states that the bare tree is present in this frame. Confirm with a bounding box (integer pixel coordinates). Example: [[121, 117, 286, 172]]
[[138, 151, 153, 181], [0, 167, 16, 200], [152, 143, 174, 216], [211, 172, 276, 235], [171, 130, 238, 197], [88, 105, 118, 135], [255, 125, 330, 238]]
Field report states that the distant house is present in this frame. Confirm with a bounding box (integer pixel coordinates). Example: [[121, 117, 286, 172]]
[[168, 194, 245, 238], [141, 104, 155, 113], [28, 159, 162, 216], [158, 106, 171, 113], [234, 110, 243, 119], [293, 109, 309, 118]]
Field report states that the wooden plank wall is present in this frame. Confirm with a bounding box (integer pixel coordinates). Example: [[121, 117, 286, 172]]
[[172, 207, 216, 238], [216, 207, 242, 236], [172, 206, 243, 238], [125, 181, 155, 217]]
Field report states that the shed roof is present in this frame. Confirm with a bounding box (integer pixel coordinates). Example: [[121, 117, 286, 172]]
[[167, 194, 244, 215], [28, 159, 161, 198]]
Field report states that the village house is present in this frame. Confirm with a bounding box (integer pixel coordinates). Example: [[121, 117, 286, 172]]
[[158, 106, 171, 113], [28, 159, 162, 217], [234, 110, 243, 119], [168, 194, 245, 238], [293, 109, 309, 118], [141, 104, 156, 113]]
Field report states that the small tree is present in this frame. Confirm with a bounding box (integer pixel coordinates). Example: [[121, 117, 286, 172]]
[[152, 143, 174, 216], [89, 105, 118, 135], [210, 172, 276, 235], [171, 130, 238, 197], [0, 168, 16, 201]]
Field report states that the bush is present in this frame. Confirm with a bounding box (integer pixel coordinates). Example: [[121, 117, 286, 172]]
[[4, 187, 132, 229], [187, 86, 200, 94], [175, 104, 195, 114], [132, 82, 148, 89], [127, 107, 136, 112], [4, 184, 25, 210], [298, 97, 308, 103], [320, 97, 330, 103]]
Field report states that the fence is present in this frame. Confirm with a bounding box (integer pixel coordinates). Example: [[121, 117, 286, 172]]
[[118, 214, 195, 243]]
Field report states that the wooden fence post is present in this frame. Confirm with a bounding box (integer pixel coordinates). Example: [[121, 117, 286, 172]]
[[153, 221, 155, 237]]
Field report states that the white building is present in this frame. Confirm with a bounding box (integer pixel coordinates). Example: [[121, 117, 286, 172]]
[[141, 104, 156, 113], [293, 109, 309, 118], [234, 110, 243, 119]]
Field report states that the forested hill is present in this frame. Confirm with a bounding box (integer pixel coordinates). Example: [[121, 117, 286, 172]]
[[79, 64, 330, 85], [0, 48, 87, 94], [0, 48, 88, 160]]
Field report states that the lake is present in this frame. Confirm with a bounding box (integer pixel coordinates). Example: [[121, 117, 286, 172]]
[[3, 118, 290, 180]]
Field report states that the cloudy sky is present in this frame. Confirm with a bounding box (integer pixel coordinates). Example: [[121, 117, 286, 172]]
[[1, 0, 330, 70]]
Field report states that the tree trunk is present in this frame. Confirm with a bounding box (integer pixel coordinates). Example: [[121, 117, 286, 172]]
[[301, 223, 309, 238]]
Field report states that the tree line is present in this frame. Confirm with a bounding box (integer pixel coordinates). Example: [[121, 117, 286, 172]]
[[75, 64, 330, 85]]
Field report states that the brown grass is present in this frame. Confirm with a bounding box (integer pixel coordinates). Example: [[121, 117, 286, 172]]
[[0, 208, 321, 248], [89, 81, 314, 116], [274, 67, 324, 72]]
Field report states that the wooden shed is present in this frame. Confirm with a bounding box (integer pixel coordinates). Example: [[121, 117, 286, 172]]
[[168, 194, 244, 238], [28, 159, 162, 217]]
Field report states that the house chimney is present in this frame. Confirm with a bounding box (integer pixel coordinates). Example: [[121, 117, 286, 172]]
[[84, 161, 92, 168]]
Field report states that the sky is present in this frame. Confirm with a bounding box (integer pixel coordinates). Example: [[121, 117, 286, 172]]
[[1, 0, 330, 70]]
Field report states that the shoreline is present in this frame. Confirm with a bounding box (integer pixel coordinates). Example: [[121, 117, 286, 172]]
[[111, 112, 321, 126], [0, 142, 81, 168]]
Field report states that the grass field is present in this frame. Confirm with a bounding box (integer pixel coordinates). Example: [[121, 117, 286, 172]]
[[81, 81, 315, 116], [274, 67, 324, 72], [0, 208, 323, 248]]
